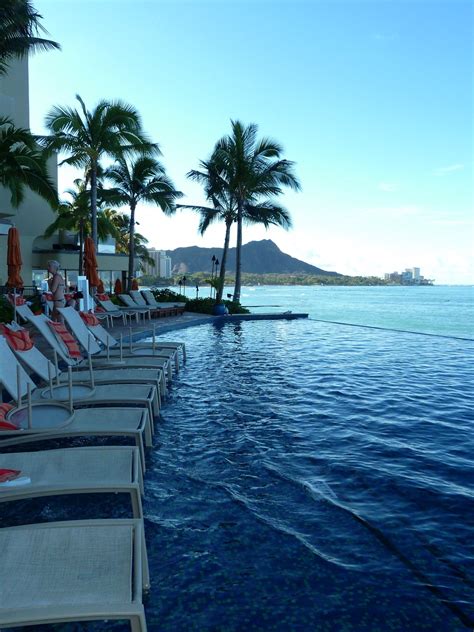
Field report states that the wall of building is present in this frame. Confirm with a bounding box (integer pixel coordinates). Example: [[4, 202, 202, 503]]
[[141, 248, 172, 278], [0, 58, 130, 289], [0, 58, 59, 287]]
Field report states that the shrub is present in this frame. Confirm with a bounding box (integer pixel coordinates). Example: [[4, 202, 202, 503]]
[[184, 297, 250, 315], [226, 301, 249, 315], [152, 289, 184, 303], [0, 296, 14, 323]]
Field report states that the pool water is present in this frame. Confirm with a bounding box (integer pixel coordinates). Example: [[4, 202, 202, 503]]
[[3, 319, 473, 631], [141, 320, 474, 631]]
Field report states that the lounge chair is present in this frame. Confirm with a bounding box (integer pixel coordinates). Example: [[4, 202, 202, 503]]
[[15, 304, 174, 391], [95, 293, 145, 324], [119, 293, 152, 319], [141, 289, 186, 316], [60, 305, 180, 367], [86, 301, 187, 364], [0, 337, 152, 467], [0, 445, 144, 518], [1, 334, 159, 423], [81, 308, 186, 367], [130, 290, 152, 307], [0, 518, 148, 630]]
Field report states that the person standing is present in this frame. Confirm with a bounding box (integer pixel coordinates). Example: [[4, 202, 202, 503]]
[[47, 260, 65, 321]]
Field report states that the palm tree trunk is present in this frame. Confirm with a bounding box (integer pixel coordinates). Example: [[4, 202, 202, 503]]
[[90, 162, 98, 247], [78, 220, 84, 276], [216, 217, 232, 303], [233, 201, 243, 303], [127, 203, 136, 292]]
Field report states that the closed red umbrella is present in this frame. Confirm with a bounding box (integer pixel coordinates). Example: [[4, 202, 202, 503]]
[[131, 278, 139, 290], [83, 237, 100, 289], [114, 278, 123, 294], [6, 227, 24, 289]]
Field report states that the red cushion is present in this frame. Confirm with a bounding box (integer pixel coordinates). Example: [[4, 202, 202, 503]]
[[0, 325, 34, 351], [0, 403, 19, 430], [96, 293, 110, 301], [80, 311, 100, 326], [7, 295, 26, 306], [47, 321, 82, 359], [44, 292, 54, 301], [0, 468, 21, 481]]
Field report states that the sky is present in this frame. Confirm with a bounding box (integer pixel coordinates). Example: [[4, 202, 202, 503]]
[[28, 0, 473, 284]]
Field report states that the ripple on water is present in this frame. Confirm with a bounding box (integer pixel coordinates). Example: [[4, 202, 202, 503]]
[[2, 319, 472, 631], [139, 320, 474, 631]]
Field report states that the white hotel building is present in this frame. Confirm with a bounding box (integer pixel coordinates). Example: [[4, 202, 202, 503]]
[[141, 249, 172, 278]]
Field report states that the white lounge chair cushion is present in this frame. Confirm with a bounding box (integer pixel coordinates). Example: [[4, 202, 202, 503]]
[[0, 522, 134, 609]]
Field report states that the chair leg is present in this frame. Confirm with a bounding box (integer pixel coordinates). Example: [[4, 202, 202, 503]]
[[131, 488, 143, 519], [141, 529, 150, 591], [136, 436, 146, 472], [146, 402, 154, 436], [130, 612, 148, 632]]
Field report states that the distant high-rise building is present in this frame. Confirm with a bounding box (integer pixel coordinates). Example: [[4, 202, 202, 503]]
[[142, 249, 172, 278], [159, 251, 172, 278], [383, 267, 429, 284]]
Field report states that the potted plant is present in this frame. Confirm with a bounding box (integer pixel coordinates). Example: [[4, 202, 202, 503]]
[[206, 278, 228, 316], [28, 294, 43, 315]]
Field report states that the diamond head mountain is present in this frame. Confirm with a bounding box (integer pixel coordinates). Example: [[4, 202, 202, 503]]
[[169, 239, 340, 276]]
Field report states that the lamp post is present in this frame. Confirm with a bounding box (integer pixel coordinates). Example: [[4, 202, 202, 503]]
[[182, 276, 187, 297], [195, 283, 199, 299], [178, 279, 183, 294], [215, 259, 220, 300], [212, 255, 219, 298]]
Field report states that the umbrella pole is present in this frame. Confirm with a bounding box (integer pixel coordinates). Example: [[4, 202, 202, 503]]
[[13, 288, 17, 323], [88, 336, 95, 389], [48, 360, 53, 397], [53, 350, 60, 385], [27, 383, 33, 429], [68, 366, 74, 413], [16, 365, 22, 407]]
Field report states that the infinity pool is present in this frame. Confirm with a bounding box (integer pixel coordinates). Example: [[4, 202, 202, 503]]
[[3, 319, 474, 631]]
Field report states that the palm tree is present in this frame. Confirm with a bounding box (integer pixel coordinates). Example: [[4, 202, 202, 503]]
[[183, 164, 293, 303], [0, 0, 60, 76], [180, 154, 235, 303], [0, 115, 57, 207], [40, 95, 157, 248], [215, 120, 301, 303], [104, 155, 181, 291], [43, 179, 118, 275], [104, 208, 155, 271]]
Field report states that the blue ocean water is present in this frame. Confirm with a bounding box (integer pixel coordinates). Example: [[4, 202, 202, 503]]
[[2, 288, 473, 631], [237, 285, 473, 339]]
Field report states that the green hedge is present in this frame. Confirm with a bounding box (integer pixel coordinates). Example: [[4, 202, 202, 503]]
[[152, 289, 184, 302], [184, 298, 249, 315], [0, 296, 14, 323]]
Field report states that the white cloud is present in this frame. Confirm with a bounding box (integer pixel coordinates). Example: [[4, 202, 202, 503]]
[[430, 218, 474, 227], [373, 33, 397, 42], [434, 164, 464, 176], [378, 182, 398, 192], [358, 204, 423, 219]]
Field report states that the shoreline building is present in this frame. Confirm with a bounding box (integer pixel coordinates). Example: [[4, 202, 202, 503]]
[[384, 267, 431, 285], [141, 249, 172, 279], [0, 58, 130, 292]]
